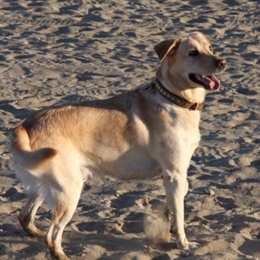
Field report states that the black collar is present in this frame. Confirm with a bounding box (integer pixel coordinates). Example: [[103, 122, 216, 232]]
[[152, 79, 204, 111]]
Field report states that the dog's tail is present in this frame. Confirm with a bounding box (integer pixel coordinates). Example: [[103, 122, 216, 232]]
[[10, 125, 57, 173]]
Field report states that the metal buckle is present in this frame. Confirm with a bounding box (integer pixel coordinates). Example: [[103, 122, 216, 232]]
[[190, 103, 199, 110]]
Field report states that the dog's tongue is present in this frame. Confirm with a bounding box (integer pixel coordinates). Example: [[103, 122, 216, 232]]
[[208, 75, 221, 91], [196, 74, 221, 91]]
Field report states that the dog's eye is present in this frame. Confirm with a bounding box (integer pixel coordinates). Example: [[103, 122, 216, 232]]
[[209, 45, 214, 53], [188, 49, 199, 56]]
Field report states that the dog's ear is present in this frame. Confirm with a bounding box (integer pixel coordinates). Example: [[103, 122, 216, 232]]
[[154, 39, 181, 61]]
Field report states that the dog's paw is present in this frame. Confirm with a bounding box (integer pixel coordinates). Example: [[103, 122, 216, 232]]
[[177, 239, 199, 250], [187, 241, 199, 249]]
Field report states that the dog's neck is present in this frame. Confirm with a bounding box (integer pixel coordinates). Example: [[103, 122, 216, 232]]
[[152, 79, 204, 111], [156, 67, 206, 105]]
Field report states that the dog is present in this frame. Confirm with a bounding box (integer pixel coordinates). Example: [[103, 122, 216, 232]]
[[10, 32, 226, 260]]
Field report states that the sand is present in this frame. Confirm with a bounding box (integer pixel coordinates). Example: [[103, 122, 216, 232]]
[[0, 1, 259, 259]]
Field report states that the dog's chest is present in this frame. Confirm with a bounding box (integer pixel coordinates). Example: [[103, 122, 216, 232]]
[[160, 105, 201, 145]]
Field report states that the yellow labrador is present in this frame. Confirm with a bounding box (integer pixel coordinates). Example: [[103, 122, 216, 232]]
[[10, 32, 226, 259]]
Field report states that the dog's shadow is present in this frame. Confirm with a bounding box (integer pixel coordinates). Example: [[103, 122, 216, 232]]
[[0, 100, 33, 121]]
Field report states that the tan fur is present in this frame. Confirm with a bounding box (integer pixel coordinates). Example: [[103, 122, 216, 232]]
[[10, 32, 226, 259], [11, 126, 56, 171]]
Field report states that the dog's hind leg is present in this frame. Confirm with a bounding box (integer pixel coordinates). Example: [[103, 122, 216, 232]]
[[45, 183, 82, 260], [19, 193, 45, 237]]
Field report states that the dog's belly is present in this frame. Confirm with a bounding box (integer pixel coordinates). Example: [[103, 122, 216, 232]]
[[85, 148, 161, 180]]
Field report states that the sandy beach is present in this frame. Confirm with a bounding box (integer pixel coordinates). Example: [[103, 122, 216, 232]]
[[0, 0, 259, 259]]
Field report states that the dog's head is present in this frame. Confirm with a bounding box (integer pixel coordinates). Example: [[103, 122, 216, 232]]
[[154, 32, 226, 91]]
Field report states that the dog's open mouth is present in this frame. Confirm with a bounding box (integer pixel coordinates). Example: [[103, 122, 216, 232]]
[[189, 74, 221, 91]]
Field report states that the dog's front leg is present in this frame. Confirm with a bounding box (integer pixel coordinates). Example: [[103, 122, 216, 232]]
[[163, 168, 198, 250], [163, 169, 187, 248]]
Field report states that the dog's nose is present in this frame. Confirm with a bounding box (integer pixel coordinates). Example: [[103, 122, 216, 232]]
[[216, 58, 226, 70]]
